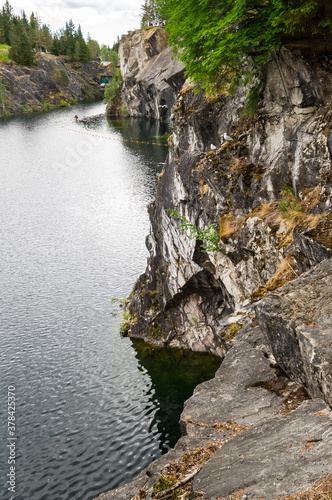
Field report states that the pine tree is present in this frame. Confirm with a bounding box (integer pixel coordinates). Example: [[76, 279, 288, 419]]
[[9, 15, 34, 66], [0, 0, 13, 45], [29, 12, 41, 51], [65, 19, 75, 58], [40, 24, 53, 52], [76, 25, 90, 62], [51, 36, 60, 56]]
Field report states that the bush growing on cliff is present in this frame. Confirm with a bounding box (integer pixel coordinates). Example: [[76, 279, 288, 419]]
[[160, 0, 332, 95], [167, 209, 220, 252], [103, 70, 123, 104]]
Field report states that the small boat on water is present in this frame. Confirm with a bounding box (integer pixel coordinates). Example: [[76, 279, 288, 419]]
[[75, 113, 105, 124]]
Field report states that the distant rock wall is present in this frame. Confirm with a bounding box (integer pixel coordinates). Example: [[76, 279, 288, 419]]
[[118, 27, 185, 121], [0, 54, 103, 116]]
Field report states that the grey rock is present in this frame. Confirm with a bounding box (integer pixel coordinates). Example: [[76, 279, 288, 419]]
[[256, 258, 332, 406], [191, 399, 332, 499], [118, 28, 185, 122], [0, 54, 103, 115], [180, 340, 284, 431], [127, 47, 332, 352], [95, 337, 290, 500]]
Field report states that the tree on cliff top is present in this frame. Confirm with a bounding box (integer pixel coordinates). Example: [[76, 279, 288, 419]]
[[141, 0, 163, 26], [9, 16, 34, 66], [160, 0, 332, 95]]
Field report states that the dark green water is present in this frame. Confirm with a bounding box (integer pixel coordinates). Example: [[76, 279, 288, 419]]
[[0, 101, 221, 500]]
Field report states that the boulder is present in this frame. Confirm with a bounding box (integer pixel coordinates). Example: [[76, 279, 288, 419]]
[[256, 258, 332, 407]]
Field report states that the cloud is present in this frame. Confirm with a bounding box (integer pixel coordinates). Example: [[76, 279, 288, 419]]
[[9, 0, 141, 44]]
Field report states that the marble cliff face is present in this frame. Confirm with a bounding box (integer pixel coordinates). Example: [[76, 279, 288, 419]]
[[97, 31, 332, 500], [118, 27, 185, 121]]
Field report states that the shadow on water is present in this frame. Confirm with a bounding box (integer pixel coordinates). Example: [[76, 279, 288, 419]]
[[131, 339, 222, 453], [106, 116, 170, 161]]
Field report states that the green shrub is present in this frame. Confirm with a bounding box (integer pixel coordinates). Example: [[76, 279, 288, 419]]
[[167, 209, 220, 252], [278, 184, 304, 220], [41, 99, 50, 111], [103, 70, 122, 104], [0, 44, 10, 62]]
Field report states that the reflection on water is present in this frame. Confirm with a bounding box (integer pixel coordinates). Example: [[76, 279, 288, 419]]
[[132, 341, 222, 453], [0, 102, 220, 500]]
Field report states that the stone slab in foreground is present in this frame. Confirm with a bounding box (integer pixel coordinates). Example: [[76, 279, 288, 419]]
[[192, 399, 332, 500]]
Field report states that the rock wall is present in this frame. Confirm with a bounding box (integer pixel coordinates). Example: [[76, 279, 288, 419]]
[[128, 47, 332, 356], [0, 53, 103, 116], [95, 46, 332, 500], [118, 27, 185, 121]]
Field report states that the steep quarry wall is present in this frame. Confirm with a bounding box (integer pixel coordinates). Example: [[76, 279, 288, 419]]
[[0, 54, 103, 115], [95, 46, 332, 500], [118, 27, 185, 121], [128, 47, 332, 356]]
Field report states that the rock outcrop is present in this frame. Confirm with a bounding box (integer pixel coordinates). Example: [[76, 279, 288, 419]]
[[0, 53, 103, 116], [118, 27, 185, 121], [257, 257, 332, 407], [95, 42, 332, 500], [128, 47, 332, 356]]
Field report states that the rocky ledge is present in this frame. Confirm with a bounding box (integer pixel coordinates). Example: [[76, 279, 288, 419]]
[[96, 260, 332, 499], [0, 53, 103, 116]]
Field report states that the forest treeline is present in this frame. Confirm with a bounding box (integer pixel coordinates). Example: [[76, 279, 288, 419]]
[[0, 0, 119, 66]]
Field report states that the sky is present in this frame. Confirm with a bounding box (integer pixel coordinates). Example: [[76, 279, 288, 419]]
[[7, 0, 142, 47]]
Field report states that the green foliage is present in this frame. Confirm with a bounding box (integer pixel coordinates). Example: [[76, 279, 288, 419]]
[[110, 297, 128, 305], [153, 477, 175, 493], [9, 15, 34, 66], [111, 36, 120, 54], [87, 35, 100, 59], [167, 209, 220, 252], [160, 0, 332, 96], [0, 42, 9, 61], [103, 70, 122, 104], [278, 184, 303, 219], [1, 2, 98, 63], [100, 45, 119, 71], [0, 1, 13, 45], [41, 99, 50, 111]]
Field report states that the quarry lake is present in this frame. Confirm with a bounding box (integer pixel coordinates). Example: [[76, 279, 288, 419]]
[[0, 101, 220, 500]]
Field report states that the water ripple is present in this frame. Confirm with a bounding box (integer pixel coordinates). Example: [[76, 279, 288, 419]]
[[0, 105, 220, 500]]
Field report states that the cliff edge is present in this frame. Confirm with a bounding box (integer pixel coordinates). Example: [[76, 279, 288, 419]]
[[95, 41, 332, 500]]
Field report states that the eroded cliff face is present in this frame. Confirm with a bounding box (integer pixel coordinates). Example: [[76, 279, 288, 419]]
[[118, 27, 185, 121], [128, 47, 332, 357], [95, 44, 332, 500], [0, 53, 103, 115]]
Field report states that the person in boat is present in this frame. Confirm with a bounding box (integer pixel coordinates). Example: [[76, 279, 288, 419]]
[[74, 115, 78, 121]]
